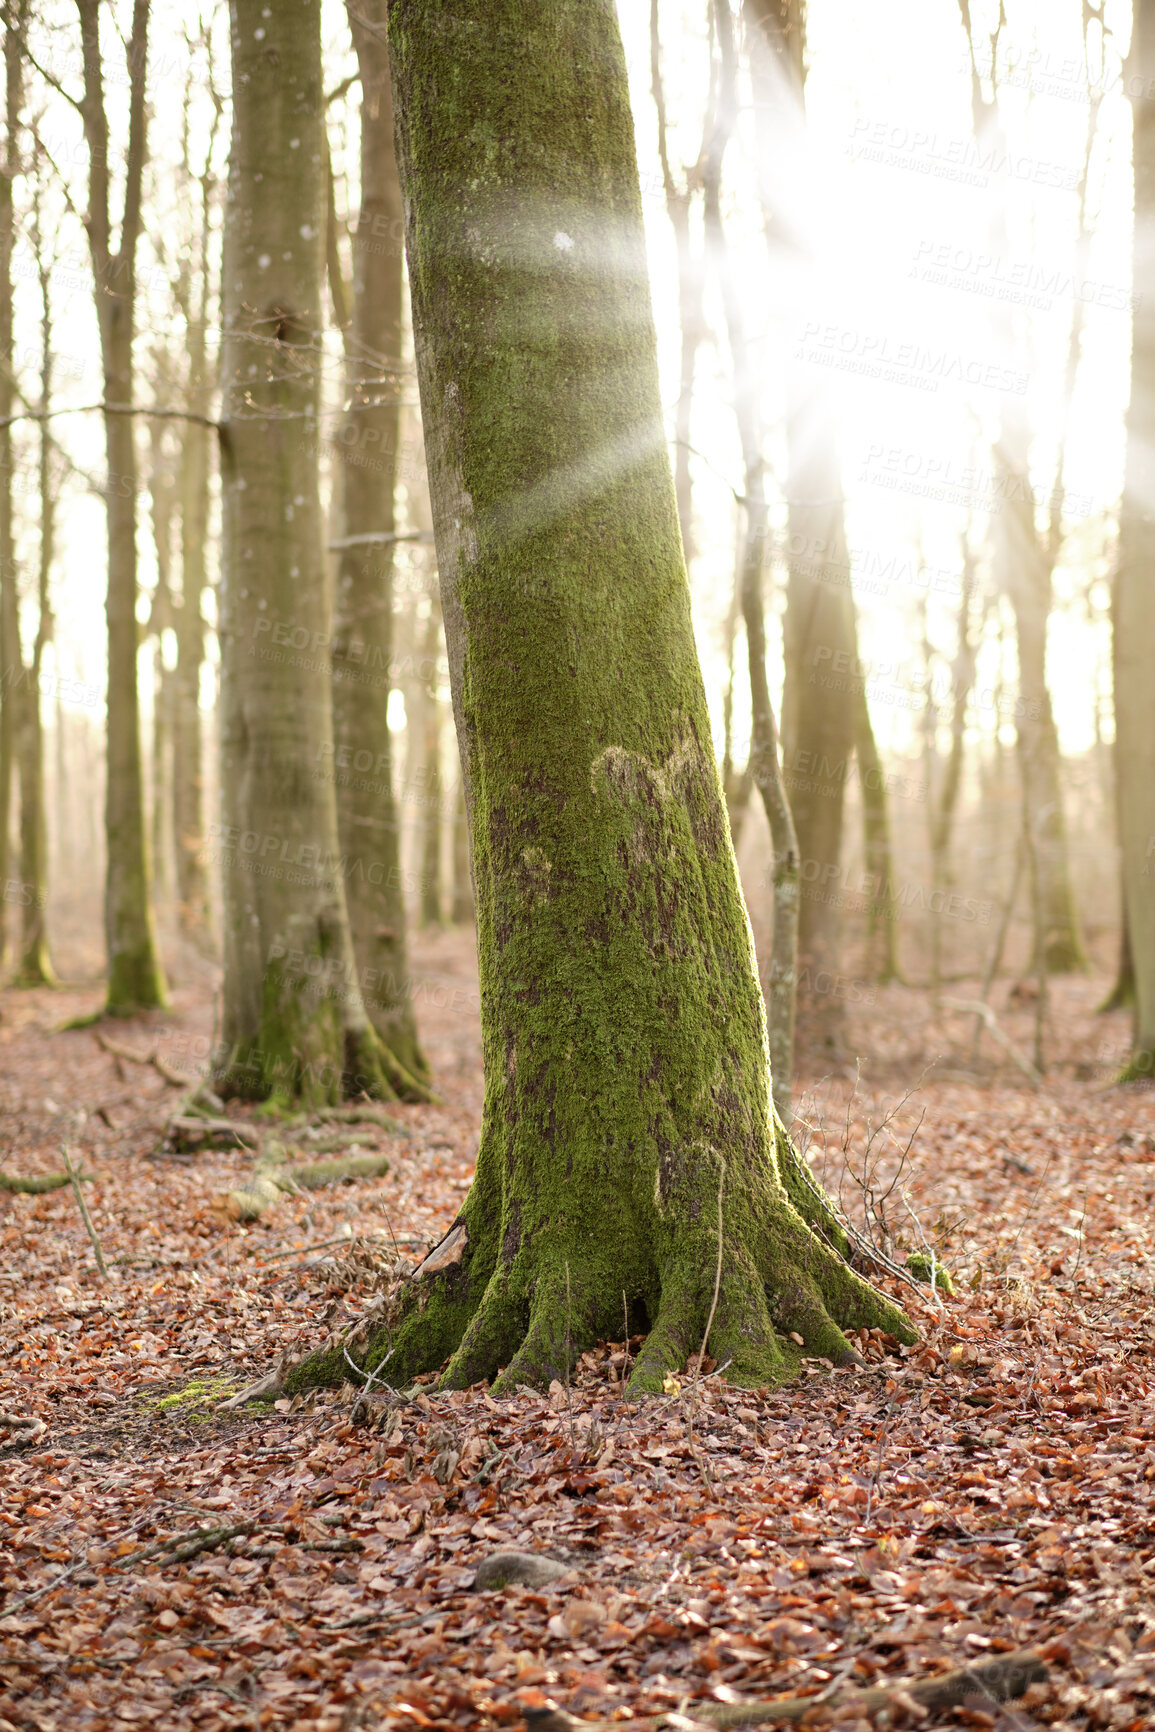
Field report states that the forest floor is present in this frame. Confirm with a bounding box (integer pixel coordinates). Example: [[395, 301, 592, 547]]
[[1, 928, 1154, 1732]]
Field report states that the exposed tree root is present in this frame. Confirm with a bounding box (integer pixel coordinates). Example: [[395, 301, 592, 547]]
[[167, 1115, 260, 1152], [527, 1648, 1048, 1729], [0, 1165, 93, 1194], [211, 1024, 436, 1111], [343, 1023, 438, 1106], [284, 1162, 917, 1402], [213, 1142, 390, 1223], [94, 1030, 198, 1089], [310, 1104, 411, 1136]]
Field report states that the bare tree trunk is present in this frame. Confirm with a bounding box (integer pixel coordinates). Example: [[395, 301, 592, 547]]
[[1100, 891, 1135, 1013], [926, 550, 977, 995], [854, 686, 899, 984], [745, 0, 856, 1056], [719, 547, 754, 846], [172, 89, 219, 946], [15, 213, 57, 987], [1115, 0, 1155, 1078], [174, 409, 209, 940], [957, 2, 1087, 976], [649, 0, 708, 566], [216, 0, 428, 1106], [328, 0, 426, 1079], [1000, 493, 1084, 973], [76, 0, 167, 1011], [147, 417, 177, 918], [0, 3, 23, 973], [705, 0, 798, 1122]]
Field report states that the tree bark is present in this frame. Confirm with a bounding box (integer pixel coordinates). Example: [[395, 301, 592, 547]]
[[957, 3, 1086, 976], [745, 0, 857, 1055], [649, 0, 707, 567], [216, 0, 426, 1108], [451, 773, 474, 925], [1115, 0, 1155, 1080], [329, 0, 426, 1079], [998, 482, 1085, 973], [704, 0, 798, 1124], [419, 599, 443, 926], [147, 419, 177, 916], [75, 0, 167, 1011], [0, 2, 24, 974], [172, 102, 219, 945], [854, 684, 899, 984], [14, 226, 57, 987], [290, 0, 913, 1398], [1099, 885, 1135, 1012], [926, 559, 977, 998]]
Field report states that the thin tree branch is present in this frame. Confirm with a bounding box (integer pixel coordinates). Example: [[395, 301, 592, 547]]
[[0, 401, 220, 430]]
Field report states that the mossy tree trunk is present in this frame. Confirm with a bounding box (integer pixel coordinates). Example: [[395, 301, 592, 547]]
[[76, 0, 167, 1012], [451, 775, 474, 925], [1115, 1, 1155, 1081], [292, 0, 914, 1398], [419, 599, 443, 928], [329, 0, 426, 1081], [216, 0, 425, 1109]]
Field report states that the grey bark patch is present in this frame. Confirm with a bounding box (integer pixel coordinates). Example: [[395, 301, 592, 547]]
[[473, 1550, 572, 1591]]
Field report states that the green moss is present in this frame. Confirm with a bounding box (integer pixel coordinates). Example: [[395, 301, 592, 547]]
[[151, 1376, 238, 1415], [282, 1345, 346, 1396], [106, 937, 169, 1014], [905, 1251, 955, 1294], [1097, 977, 1135, 1013], [1115, 1049, 1155, 1084]]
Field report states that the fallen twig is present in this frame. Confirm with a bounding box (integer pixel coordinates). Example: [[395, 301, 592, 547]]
[[63, 1147, 108, 1279], [0, 1514, 153, 1614], [945, 997, 1044, 1087], [110, 1518, 364, 1571]]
